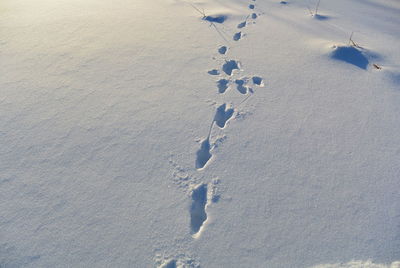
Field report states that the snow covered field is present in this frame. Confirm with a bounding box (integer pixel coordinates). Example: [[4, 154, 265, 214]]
[[1, 0, 399, 267]]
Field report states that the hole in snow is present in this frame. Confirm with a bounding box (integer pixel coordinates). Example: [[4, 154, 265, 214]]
[[208, 69, 220, 75], [233, 32, 242, 41], [190, 184, 208, 236], [222, 60, 240, 75], [218, 46, 228, 55], [235, 79, 249, 94], [214, 103, 234, 129], [217, 79, 229, 93], [195, 138, 212, 169], [203, 15, 227, 24], [252, 76, 264, 86], [160, 259, 176, 268], [237, 21, 246, 28]]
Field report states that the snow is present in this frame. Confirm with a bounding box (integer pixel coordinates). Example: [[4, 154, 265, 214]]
[[1, 0, 399, 267], [311, 261, 400, 268]]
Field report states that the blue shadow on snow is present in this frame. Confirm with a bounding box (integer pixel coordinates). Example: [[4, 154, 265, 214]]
[[203, 15, 227, 24], [331, 46, 369, 70], [314, 14, 330, 20]]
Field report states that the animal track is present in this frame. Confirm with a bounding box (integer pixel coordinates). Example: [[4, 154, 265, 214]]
[[222, 60, 240, 75], [195, 138, 212, 169], [235, 78, 250, 94], [156, 255, 199, 268], [252, 76, 264, 86], [237, 21, 247, 29], [166, 0, 266, 261], [233, 32, 242, 41], [217, 79, 229, 93], [214, 104, 234, 128], [161, 259, 177, 268], [203, 15, 226, 24], [190, 184, 208, 237], [218, 46, 228, 55], [208, 69, 220, 75]]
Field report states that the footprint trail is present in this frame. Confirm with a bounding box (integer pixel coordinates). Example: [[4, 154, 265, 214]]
[[161, 1, 266, 265]]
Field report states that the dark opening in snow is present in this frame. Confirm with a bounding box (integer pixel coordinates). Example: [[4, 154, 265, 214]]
[[203, 15, 227, 24]]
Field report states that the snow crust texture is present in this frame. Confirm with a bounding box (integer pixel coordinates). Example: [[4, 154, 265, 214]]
[[311, 261, 400, 268], [1, 0, 400, 267], [159, 0, 400, 266]]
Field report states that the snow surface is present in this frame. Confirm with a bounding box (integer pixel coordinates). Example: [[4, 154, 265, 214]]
[[1, 0, 399, 267]]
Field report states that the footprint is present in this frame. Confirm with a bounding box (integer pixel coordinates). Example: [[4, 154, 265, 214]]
[[160, 259, 177, 268], [156, 256, 199, 268], [203, 15, 226, 24], [233, 32, 242, 41], [249, 4, 255, 9], [217, 79, 229, 93], [237, 21, 247, 29], [196, 138, 212, 169], [222, 60, 240, 76], [252, 76, 264, 86], [190, 184, 208, 236], [214, 103, 234, 128], [218, 46, 228, 55], [235, 78, 249, 94], [208, 69, 220, 75], [251, 13, 258, 19]]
